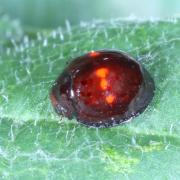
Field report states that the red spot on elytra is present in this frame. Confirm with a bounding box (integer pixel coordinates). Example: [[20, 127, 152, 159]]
[[89, 51, 100, 57], [105, 94, 116, 104]]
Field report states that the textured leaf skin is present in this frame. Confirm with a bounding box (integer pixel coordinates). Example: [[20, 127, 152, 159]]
[[0, 15, 23, 48], [0, 18, 180, 179]]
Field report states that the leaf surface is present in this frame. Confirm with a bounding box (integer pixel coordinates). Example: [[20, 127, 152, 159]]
[[0, 18, 180, 179]]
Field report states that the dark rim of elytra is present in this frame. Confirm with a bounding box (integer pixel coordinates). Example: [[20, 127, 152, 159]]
[[50, 49, 155, 128]]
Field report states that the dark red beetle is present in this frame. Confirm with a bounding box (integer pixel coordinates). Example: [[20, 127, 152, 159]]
[[50, 50, 155, 127]]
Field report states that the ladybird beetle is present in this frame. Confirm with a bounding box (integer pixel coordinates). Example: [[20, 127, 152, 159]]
[[50, 50, 155, 127]]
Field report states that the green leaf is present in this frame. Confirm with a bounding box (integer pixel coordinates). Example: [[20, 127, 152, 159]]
[[0, 19, 180, 179], [0, 15, 23, 47]]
